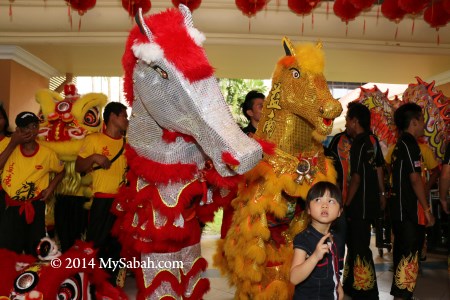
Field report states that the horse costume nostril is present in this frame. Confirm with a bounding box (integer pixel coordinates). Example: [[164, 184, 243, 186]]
[[319, 106, 324, 114]]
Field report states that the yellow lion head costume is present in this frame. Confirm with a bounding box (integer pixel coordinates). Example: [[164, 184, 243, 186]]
[[36, 84, 107, 196]]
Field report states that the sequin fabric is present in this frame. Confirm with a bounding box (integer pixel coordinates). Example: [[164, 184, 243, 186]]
[[141, 243, 202, 299], [129, 59, 262, 177]]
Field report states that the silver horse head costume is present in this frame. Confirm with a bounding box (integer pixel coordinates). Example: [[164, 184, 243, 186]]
[[113, 5, 262, 299]]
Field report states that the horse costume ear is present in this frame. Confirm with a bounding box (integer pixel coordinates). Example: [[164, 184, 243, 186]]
[[179, 4, 194, 28], [135, 7, 153, 41], [282, 36, 296, 57], [179, 4, 206, 46]]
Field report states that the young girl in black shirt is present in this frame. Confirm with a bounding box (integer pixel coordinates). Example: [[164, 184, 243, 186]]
[[290, 181, 344, 300]]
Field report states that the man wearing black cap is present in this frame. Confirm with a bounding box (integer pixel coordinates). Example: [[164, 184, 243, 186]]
[[0, 111, 64, 255]]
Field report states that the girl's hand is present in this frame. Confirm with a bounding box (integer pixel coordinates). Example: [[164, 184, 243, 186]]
[[313, 232, 331, 261]]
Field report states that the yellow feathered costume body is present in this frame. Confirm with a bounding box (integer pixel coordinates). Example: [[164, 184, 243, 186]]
[[214, 38, 343, 299]]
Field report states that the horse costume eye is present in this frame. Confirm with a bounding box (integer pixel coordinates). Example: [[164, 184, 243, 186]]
[[290, 68, 300, 79], [151, 64, 169, 79]]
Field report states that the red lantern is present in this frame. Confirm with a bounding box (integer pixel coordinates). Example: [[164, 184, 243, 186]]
[[65, 0, 96, 15], [443, 0, 450, 15], [235, 0, 268, 17], [288, 0, 321, 15], [424, 1, 450, 29], [172, 0, 202, 12], [348, 0, 375, 11], [398, 0, 428, 15], [122, 0, 151, 17], [381, 0, 406, 23], [333, 0, 361, 23]]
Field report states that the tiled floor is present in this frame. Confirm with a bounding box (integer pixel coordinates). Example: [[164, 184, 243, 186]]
[[124, 234, 449, 300]]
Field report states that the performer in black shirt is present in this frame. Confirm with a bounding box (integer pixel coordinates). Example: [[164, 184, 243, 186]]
[[390, 103, 435, 300], [343, 102, 385, 300]]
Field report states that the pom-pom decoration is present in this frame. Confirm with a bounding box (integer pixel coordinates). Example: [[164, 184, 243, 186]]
[[122, 0, 152, 17], [172, 0, 202, 12], [235, 0, 268, 17]]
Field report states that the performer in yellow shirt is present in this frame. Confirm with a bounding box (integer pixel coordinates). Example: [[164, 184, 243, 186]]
[[0, 104, 13, 218], [0, 111, 64, 255], [76, 102, 128, 286]]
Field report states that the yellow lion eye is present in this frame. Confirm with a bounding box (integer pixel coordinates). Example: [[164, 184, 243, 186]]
[[84, 107, 100, 127]]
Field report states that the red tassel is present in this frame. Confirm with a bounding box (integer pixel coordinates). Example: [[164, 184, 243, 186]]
[[222, 152, 239, 166], [376, 5, 380, 25], [68, 5, 73, 30], [346, 23, 349, 37], [363, 18, 366, 35], [254, 138, 276, 155], [437, 29, 440, 45], [248, 18, 251, 32], [78, 17, 82, 32], [326, 2, 329, 19], [411, 18, 415, 35], [395, 25, 398, 40], [302, 15, 305, 35], [312, 12, 314, 30], [9, 3, 12, 19]]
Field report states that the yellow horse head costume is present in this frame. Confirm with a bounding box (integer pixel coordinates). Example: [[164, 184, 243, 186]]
[[35, 84, 107, 196], [215, 38, 342, 299]]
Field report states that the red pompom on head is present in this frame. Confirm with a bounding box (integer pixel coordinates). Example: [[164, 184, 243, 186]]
[[122, 0, 151, 17], [64, 83, 77, 96], [424, 1, 450, 29], [172, 0, 202, 12], [398, 0, 428, 15], [381, 0, 407, 23], [288, 0, 320, 15], [333, 0, 361, 23]]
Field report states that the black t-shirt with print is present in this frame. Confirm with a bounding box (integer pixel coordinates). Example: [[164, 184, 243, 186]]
[[390, 132, 422, 223], [293, 225, 341, 300], [347, 132, 385, 220], [444, 144, 450, 165]]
